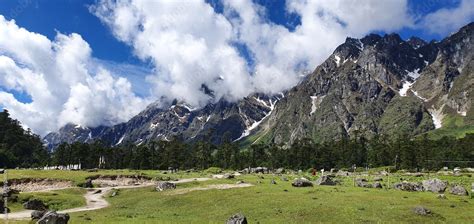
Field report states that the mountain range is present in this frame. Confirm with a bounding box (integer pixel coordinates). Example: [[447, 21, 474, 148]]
[[44, 22, 474, 150]]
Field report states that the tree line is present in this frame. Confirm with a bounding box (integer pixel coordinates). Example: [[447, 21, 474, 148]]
[[1, 110, 473, 171]]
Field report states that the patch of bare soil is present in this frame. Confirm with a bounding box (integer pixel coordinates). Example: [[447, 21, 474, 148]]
[[2, 178, 74, 192], [88, 175, 154, 187]]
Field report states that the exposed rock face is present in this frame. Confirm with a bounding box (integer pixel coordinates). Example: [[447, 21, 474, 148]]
[[422, 179, 447, 193], [226, 213, 248, 224], [156, 182, 176, 191], [449, 185, 468, 196], [291, 178, 313, 187]]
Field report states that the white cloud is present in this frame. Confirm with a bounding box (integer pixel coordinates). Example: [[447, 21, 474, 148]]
[[91, 0, 414, 107], [420, 0, 474, 36], [0, 15, 150, 136]]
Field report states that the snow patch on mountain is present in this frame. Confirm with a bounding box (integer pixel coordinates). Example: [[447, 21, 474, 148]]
[[399, 81, 413, 96], [428, 106, 444, 129]]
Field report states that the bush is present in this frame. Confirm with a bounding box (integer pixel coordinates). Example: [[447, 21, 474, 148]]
[[204, 167, 222, 174]]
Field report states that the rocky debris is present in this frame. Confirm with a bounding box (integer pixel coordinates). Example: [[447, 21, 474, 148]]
[[422, 179, 447, 193], [449, 185, 468, 196], [292, 178, 313, 187], [280, 176, 289, 182], [379, 171, 389, 176], [236, 181, 245, 184], [437, 194, 447, 199], [36, 211, 70, 224], [156, 182, 176, 191], [372, 182, 383, 188], [23, 199, 48, 211], [270, 179, 277, 185], [226, 213, 247, 224], [315, 175, 337, 186], [84, 179, 93, 188], [412, 206, 431, 216], [393, 181, 423, 192]]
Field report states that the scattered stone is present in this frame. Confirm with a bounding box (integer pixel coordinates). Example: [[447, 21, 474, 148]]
[[393, 181, 423, 192], [156, 181, 176, 191], [31, 210, 47, 219], [270, 179, 277, 185], [280, 176, 288, 182], [292, 178, 313, 187], [226, 213, 247, 224], [437, 194, 447, 199], [315, 175, 337, 186], [37, 211, 70, 224], [422, 178, 447, 193], [93, 190, 102, 194], [111, 191, 118, 197], [259, 176, 265, 179], [236, 181, 245, 184], [23, 199, 48, 211], [84, 179, 93, 188], [336, 170, 350, 176], [449, 185, 468, 196], [372, 182, 383, 188], [379, 171, 389, 176], [412, 206, 431, 216]]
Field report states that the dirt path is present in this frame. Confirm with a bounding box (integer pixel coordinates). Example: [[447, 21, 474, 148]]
[[0, 177, 212, 220]]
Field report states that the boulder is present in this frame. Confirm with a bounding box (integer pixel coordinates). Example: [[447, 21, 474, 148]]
[[372, 182, 383, 189], [422, 179, 447, 193], [280, 176, 289, 182], [31, 210, 47, 219], [412, 206, 431, 216], [437, 194, 447, 199], [449, 185, 468, 196], [23, 199, 48, 211], [270, 179, 277, 185], [373, 177, 383, 182], [156, 182, 176, 191], [223, 173, 235, 179], [37, 211, 70, 224], [226, 213, 247, 224], [315, 175, 337, 186], [336, 170, 350, 176], [275, 168, 285, 174], [356, 178, 371, 188], [292, 178, 313, 187], [393, 181, 423, 192]]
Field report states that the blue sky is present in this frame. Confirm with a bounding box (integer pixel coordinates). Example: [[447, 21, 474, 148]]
[[0, 0, 472, 135]]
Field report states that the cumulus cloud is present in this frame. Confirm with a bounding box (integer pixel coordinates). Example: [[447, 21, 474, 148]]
[[91, 0, 414, 107], [0, 15, 150, 136], [419, 0, 474, 36]]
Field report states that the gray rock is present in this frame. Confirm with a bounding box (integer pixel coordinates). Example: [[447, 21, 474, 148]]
[[412, 206, 431, 216], [292, 178, 313, 187], [449, 185, 468, 196], [393, 181, 423, 192], [280, 176, 289, 182], [226, 213, 247, 224], [156, 182, 176, 191], [23, 199, 48, 211], [111, 191, 118, 197], [437, 194, 447, 199], [275, 168, 285, 174], [422, 179, 447, 193], [356, 178, 371, 188], [37, 211, 70, 224], [372, 182, 383, 188], [31, 210, 47, 219], [373, 177, 383, 181], [315, 175, 337, 186], [270, 179, 277, 185], [84, 179, 93, 188], [236, 181, 245, 184], [223, 173, 235, 179], [336, 170, 350, 176]]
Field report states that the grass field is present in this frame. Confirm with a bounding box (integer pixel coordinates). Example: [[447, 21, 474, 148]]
[[3, 170, 474, 223]]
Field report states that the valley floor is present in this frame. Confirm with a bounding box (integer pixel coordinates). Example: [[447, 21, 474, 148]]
[[2, 169, 474, 223]]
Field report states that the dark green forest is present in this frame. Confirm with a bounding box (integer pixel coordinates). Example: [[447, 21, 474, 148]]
[[1, 110, 473, 170]]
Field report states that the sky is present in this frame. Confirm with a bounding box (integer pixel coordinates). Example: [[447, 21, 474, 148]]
[[0, 0, 473, 136]]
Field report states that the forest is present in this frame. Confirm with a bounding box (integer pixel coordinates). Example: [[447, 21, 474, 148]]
[[1, 110, 473, 171]]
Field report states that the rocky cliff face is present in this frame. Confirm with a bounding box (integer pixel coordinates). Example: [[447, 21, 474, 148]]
[[250, 23, 473, 145], [44, 23, 473, 149]]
